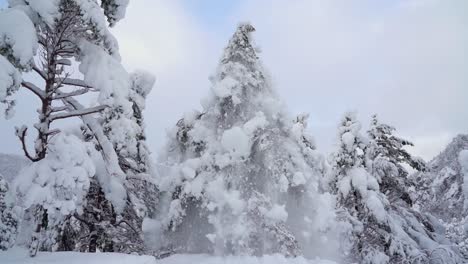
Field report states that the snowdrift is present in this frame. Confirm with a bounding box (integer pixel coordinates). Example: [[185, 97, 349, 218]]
[[0, 248, 337, 264]]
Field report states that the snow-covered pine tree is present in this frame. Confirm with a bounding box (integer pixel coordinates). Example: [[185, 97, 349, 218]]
[[330, 112, 390, 263], [125, 70, 159, 218], [0, 0, 154, 256], [331, 113, 463, 263], [88, 69, 158, 254], [0, 173, 19, 250], [105, 70, 155, 175], [155, 23, 333, 258]]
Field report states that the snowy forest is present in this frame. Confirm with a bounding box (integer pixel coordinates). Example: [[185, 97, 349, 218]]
[[0, 1, 467, 264]]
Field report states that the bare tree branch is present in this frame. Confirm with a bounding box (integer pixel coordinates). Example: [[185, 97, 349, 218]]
[[15, 126, 39, 162]]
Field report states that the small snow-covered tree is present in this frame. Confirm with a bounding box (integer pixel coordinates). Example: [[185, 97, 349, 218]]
[[0, 173, 19, 250], [156, 23, 333, 258]]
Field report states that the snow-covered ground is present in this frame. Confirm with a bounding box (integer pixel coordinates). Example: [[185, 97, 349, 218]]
[[0, 248, 338, 264]]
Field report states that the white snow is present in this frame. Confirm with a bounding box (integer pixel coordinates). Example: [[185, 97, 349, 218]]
[[221, 126, 251, 158], [243, 111, 268, 135], [341, 132, 355, 152], [25, 0, 60, 27], [366, 191, 387, 223], [0, 56, 21, 118], [349, 167, 368, 197], [212, 75, 237, 98], [78, 41, 131, 110], [0, 9, 38, 68], [74, 0, 121, 57], [0, 248, 338, 264], [14, 133, 95, 216], [264, 204, 288, 222]]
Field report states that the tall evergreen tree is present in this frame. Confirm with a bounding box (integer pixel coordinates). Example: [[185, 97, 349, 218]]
[[155, 23, 333, 258]]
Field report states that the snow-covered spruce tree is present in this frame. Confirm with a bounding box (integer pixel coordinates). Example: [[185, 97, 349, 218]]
[[330, 112, 389, 263], [104, 70, 155, 175], [155, 23, 334, 258], [331, 113, 463, 263], [86, 68, 158, 253], [0, 173, 19, 250], [125, 70, 159, 219], [0, 0, 154, 256]]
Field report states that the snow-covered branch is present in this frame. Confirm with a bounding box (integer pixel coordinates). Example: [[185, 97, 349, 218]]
[[52, 88, 90, 100], [32, 65, 47, 80], [49, 105, 106, 121], [21, 82, 45, 100], [59, 77, 92, 88]]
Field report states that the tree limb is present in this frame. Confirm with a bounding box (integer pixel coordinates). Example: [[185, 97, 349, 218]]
[[15, 126, 39, 162], [22, 82, 45, 100], [49, 105, 107, 121], [52, 88, 90, 100], [59, 77, 92, 88], [32, 65, 47, 80]]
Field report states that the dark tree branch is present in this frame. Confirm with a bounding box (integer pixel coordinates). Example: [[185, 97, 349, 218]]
[[15, 126, 39, 162], [32, 65, 47, 80], [22, 82, 45, 100]]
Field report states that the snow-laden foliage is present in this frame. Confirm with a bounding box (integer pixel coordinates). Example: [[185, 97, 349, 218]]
[[155, 23, 336, 258], [100, 0, 129, 26], [367, 115, 426, 205], [0, 8, 37, 117], [331, 114, 463, 263], [13, 132, 95, 254], [0, 8, 38, 68], [0, 174, 20, 250], [0, 56, 21, 118], [14, 133, 95, 216]]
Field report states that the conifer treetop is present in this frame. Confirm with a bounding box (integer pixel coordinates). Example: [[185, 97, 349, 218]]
[[221, 23, 257, 66]]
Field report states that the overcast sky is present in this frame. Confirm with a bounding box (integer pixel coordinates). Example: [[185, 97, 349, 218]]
[[1, 0, 467, 161]]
